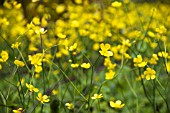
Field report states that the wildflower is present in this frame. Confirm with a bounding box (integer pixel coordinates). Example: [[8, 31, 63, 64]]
[[110, 100, 125, 109], [71, 63, 79, 68], [0, 51, 9, 62], [0, 64, 2, 70], [69, 43, 77, 51], [57, 33, 66, 39], [35, 65, 43, 73], [35, 27, 47, 35], [56, 4, 65, 13], [14, 60, 25, 67], [12, 108, 24, 113], [133, 55, 147, 67], [105, 70, 115, 80], [17, 78, 25, 86], [91, 93, 103, 99], [111, 1, 122, 8], [36, 93, 50, 104], [144, 68, 156, 80], [104, 57, 116, 70], [158, 51, 168, 58], [166, 62, 170, 73], [65, 103, 74, 110], [28, 53, 44, 66], [11, 42, 21, 49], [136, 74, 145, 81], [80, 63, 91, 69], [26, 83, 39, 92], [149, 54, 159, 65], [52, 89, 59, 95], [99, 43, 113, 57], [122, 39, 131, 47]]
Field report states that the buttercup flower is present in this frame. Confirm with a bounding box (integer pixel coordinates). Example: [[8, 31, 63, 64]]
[[37, 93, 50, 104], [110, 100, 125, 109], [91, 93, 103, 99], [105, 70, 115, 80], [26, 83, 39, 92], [65, 103, 74, 110], [71, 63, 79, 68], [133, 55, 147, 67], [111, 1, 122, 7], [80, 63, 91, 69], [14, 60, 25, 67], [99, 43, 113, 57], [144, 68, 156, 80], [11, 42, 21, 49], [12, 108, 24, 113], [0, 51, 9, 62]]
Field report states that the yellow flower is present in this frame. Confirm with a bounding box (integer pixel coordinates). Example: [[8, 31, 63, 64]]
[[35, 27, 47, 35], [65, 103, 74, 110], [52, 89, 59, 95], [56, 4, 65, 13], [28, 53, 44, 66], [35, 65, 43, 73], [158, 51, 168, 58], [99, 43, 113, 57], [0, 51, 9, 62], [105, 70, 115, 80], [12, 108, 24, 113], [149, 54, 159, 65], [0, 64, 2, 70], [36, 93, 50, 104], [26, 83, 39, 92], [57, 33, 66, 39], [11, 42, 21, 49], [69, 43, 77, 51], [17, 78, 25, 86], [144, 68, 156, 80], [110, 100, 125, 109], [133, 55, 147, 67], [91, 93, 103, 99], [80, 63, 91, 69], [71, 63, 79, 68], [111, 1, 122, 7], [122, 39, 131, 47], [14, 60, 25, 67], [166, 62, 170, 73]]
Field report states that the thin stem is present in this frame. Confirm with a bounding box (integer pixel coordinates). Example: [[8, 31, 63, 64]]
[[17, 48, 31, 72], [52, 62, 88, 102]]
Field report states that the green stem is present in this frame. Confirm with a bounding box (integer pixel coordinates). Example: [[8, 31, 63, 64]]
[[17, 48, 31, 72], [52, 62, 88, 102]]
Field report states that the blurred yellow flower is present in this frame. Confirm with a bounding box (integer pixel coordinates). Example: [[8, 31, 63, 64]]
[[144, 68, 156, 80], [110, 100, 125, 109], [26, 83, 39, 92], [37, 93, 50, 104], [65, 103, 74, 110], [158, 51, 168, 58], [99, 43, 113, 57], [71, 63, 79, 68], [105, 70, 115, 80], [91, 93, 103, 99], [69, 43, 77, 51], [0, 51, 9, 62], [56, 4, 65, 13], [14, 60, 25, 67], [12, 108, 24, 113], [80, 63, 91, 69], [111, 1, 122, 7], [11, 42, 21, 49], [35, 65, 43, 73], [133, 55, 147, 67]]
